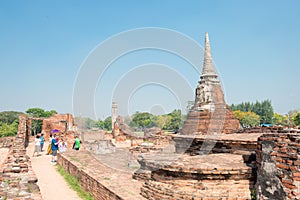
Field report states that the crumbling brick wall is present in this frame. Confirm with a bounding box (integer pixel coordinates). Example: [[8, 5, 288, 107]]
[[42, 113, 75, 135], [256, 133, 300, 199], [0, 115, 41, 199]]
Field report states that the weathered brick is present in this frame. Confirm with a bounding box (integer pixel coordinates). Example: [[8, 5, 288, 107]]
[[294, 160, 300, 166], [276, 163, 289, 170], [283, 182, 296, 189], [289, 166, 298, 171], [293, 172, 300, 177]]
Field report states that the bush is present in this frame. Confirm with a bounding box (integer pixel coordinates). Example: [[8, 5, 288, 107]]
[[0, 120, 18, 137]]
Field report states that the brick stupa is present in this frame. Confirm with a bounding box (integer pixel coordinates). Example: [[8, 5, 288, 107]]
[[180, 32, 241, 134]]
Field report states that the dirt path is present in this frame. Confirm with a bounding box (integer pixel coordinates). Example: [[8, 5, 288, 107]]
[[27, 141, 81, 200]]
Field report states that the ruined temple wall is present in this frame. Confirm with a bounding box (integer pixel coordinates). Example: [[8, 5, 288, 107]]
[[0, 115, 41, 199], [42, 113, 75, 135], [256, 133, 300, 200]]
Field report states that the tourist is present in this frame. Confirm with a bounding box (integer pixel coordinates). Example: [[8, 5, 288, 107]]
[[59, 139, 67, 153], [51, 134, 60, 162], [72, 135, 81, 151], [46, 134, 53, 155], [33, 135, 41, 157], [40, 133, 45, 152]]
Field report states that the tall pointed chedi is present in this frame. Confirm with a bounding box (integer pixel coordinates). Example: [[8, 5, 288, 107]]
[[180, 32, 241, 135], [202, 32, 218, 77]]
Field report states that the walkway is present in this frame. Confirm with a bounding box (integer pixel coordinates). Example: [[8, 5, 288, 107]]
[[26, 141, 81, 200]]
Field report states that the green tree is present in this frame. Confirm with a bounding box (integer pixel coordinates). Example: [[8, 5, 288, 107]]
[[0, 119, 19, 137], [156, 115, 172, 129], [103, 116, 112, 131], [273, 113, 288, 126], [0, 111, 23, 124], [231, 99, 273, 124], [287, 110, 300, 126], [292, 112, 300, 126], [167, 109, 182, 130], [259, 100, 274, 124], [130, 112, 154, 129], [233, 110, 260, 127], [95, 120, 105, 130]]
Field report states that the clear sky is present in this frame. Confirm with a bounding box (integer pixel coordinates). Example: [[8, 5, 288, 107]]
[[0, 0, 299, 119]]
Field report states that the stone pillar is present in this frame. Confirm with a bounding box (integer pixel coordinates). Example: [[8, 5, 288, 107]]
[[111, 102, 118, 131]]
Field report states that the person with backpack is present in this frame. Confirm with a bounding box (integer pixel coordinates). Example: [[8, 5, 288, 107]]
[[51, 134, 60, 162]]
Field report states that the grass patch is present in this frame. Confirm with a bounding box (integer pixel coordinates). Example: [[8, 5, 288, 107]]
[[70, 156, 80, 162], [57, 165, 94, 200], [70, 156, 87, 167]]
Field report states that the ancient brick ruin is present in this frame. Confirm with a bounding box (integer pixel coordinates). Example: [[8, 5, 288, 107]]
[[1, 33, 300, 200], [1, 117, 300, 199], [0, 115, 41, 199], [41, 113, 75, 135], [257, 133, 300, 199], [181, 32, 241, 135]]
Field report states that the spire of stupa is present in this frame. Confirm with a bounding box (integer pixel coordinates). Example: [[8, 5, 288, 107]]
[[201, 32, 218, 77]]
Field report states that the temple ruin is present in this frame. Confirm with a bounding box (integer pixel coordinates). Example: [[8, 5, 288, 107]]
[[181, 32, 241, 135], [1, 33, 300, 200]]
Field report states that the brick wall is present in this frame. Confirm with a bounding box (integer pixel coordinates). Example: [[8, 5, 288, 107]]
[[0, 115, 41, 199], [257, 133, 300, 199], [173, 134, 259, 162], [137, 153, 256, 200], [58, 153, 123, 200], [57, 150, 147, 200]]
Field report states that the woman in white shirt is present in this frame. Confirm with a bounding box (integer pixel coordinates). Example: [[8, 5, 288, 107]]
[[59, 139, 67, 153]]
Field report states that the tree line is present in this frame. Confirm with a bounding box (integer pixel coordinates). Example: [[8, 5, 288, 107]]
[[230, 100, 300, 127], [130, 109, 182, 131], [77, 109, 183, 132], [1, 103, 300, 137]]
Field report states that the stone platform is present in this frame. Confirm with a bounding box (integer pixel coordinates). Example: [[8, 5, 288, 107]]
[[139, 153, 256, 199], [173, 133, 262, 159]]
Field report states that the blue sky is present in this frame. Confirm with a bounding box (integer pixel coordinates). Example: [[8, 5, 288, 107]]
[[0, 1, 299, 119]]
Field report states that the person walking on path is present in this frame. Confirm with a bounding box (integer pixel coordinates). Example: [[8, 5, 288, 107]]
[[72, 135, 81, 151], [33, 135, 41, 157], [40, 133, 45, 151], [47, 134, 53, 155], [51, 134, 60, 162]]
